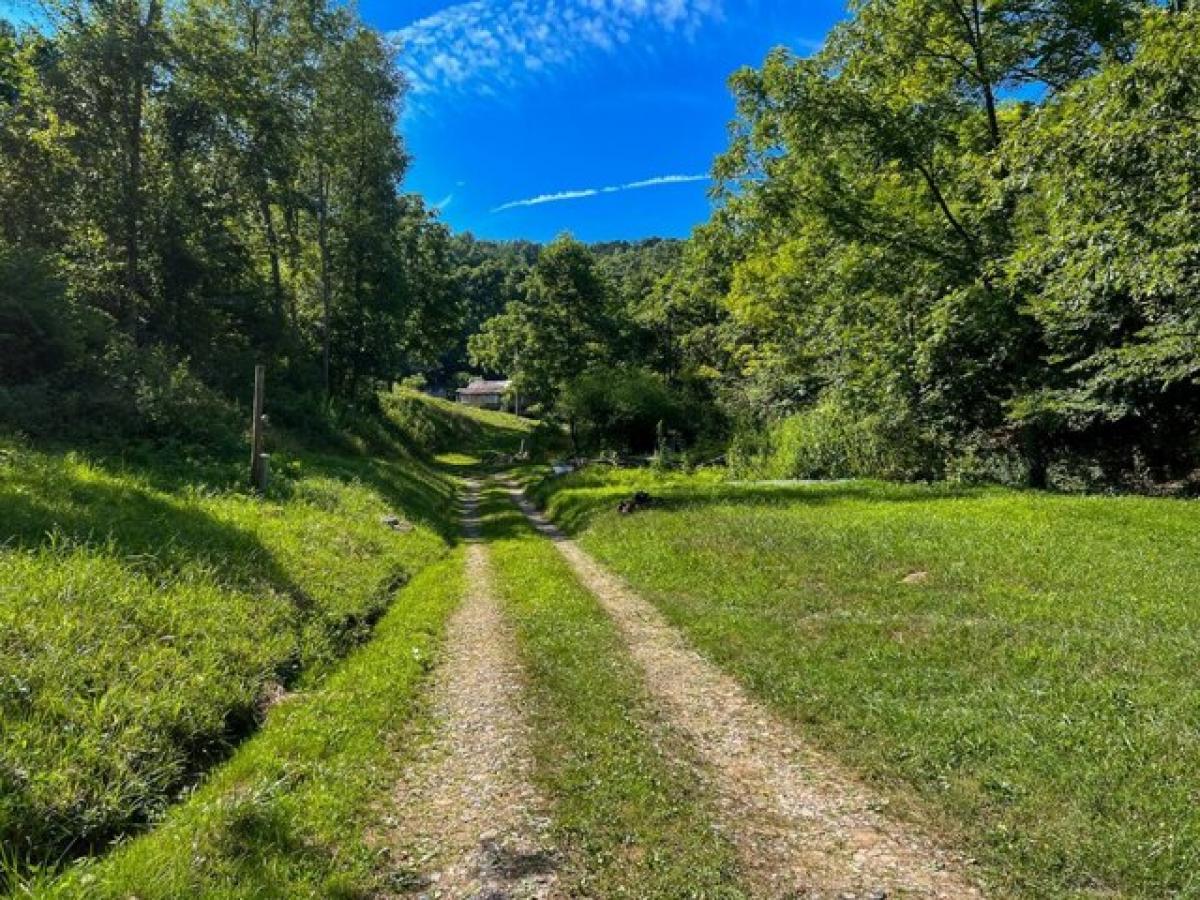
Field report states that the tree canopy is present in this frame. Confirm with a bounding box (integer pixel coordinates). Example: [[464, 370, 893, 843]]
[[1, 0, 460, 435], [4, 0, 1200, 488]]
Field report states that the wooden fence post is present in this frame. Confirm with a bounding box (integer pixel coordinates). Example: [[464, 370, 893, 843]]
[[250, 364, 267, 491]]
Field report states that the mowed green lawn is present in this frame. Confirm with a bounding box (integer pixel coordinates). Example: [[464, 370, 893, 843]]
[[532, 470, 1200, 899]]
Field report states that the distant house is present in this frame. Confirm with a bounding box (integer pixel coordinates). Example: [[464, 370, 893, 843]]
[[456, 378, 511, 411]]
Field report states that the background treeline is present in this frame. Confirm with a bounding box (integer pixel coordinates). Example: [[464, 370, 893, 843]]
[[463, 2, 1200, 490], [465, 236, 717, 458], [0, 0, 461, 444], [5, 1, 1200, 491]]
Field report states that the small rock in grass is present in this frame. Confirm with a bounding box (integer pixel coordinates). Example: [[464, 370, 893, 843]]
[[617, 491, 655, 515], [256, 680, 293, 715], [901, 571, 929, 585], [381, 514, 414, 533]]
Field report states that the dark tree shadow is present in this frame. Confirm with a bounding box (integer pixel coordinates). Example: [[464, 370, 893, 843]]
[[531, 477, 991, 537], [0, 460, 310, 603]]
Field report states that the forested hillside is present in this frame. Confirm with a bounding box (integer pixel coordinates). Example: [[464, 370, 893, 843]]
[[3, 1, 1200, 488], [1, 0, 458, 439], [468, 3, 1200, 491]]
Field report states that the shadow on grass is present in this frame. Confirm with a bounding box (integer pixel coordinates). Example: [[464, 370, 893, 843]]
[[0, 445, 455, 883], [0, 399, 543, 884], [293, 450, 461, 546], [208, 802, 373, 900], [0, 458, 313, 604], [532, 476, 991, 537]]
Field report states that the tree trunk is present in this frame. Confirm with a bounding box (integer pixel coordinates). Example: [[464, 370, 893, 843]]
[[970, 0, 1002, 149], [1024, 429, 1050, 489], [121, 0, 161, 329], [124, 76, 141, 321], [947, 0, 1002, 149], [258, 188, 285, 333], [317, 166, 333, 397]]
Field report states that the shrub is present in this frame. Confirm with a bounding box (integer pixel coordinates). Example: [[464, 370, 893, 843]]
[[97, 339, 241, 450], [559, 366, 686, 456], [0, 246, 82, 384], [729, 397, 939, 481], [944, 432, 1032, 486]]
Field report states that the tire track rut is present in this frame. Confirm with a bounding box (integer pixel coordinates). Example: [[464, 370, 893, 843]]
[[382, 481, 559, 899], [504, 479, 982, 900]]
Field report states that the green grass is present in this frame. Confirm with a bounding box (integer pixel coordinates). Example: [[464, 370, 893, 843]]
[[26, 551, 464, 898], [380, 387, 560, 463], [531, 469, 1200, 899], [0, 439, 452, 870], [0, 391, 536, 882], [478, 483, 745, 898]]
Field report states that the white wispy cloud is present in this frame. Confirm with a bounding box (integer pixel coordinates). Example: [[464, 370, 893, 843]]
[[392, 0, 724, 103], [623, 173, 711, 189], [493, 173, 708, 212], [433, 193, 455, 211]]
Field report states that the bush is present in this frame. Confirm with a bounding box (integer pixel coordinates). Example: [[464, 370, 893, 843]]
[[0, 248, 243, 450], [560, 366, 686, 455], [97, 339, 241, 450], [729, 397, 939, 481], [944, 433, 1032, 486], [0, 246, 82, 384]]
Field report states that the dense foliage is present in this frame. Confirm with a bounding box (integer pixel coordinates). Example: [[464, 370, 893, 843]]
[[696, 1, 1200, 488], [467, 3, 1200, 485], [0, 0, 461, 436], [465, 235, 719, 455], [4, 1, 1200, 485]]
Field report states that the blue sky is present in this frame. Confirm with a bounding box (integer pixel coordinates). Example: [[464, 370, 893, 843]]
[[0, 0, 847, 242], [375, 0, 847, 242]]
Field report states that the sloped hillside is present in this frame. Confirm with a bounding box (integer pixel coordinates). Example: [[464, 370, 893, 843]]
[[0, 391, 540, 888]]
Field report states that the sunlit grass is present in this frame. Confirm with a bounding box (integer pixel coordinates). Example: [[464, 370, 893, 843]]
[[1, 388, 540, 883], [479, 483, 744, 898], [380, 388, 560, 462], [533, 469, 1200, 898], [28, 552, 464, 898], [0, 437, 454, 873]]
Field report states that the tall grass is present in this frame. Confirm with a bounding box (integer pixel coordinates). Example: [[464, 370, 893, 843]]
[[728, 397, 936, 481], [26, 552, 464, 898], [0, 391, 485, 878]]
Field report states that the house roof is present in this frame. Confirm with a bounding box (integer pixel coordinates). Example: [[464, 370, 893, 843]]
[[456, 379, 511, 396]]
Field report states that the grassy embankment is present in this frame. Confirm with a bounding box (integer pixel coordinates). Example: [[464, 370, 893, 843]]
[[531, 469, 1200, 899], [0, 390, 536, 895], [32, 553, 464, 899], [478, 483, 745, 898]]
